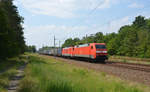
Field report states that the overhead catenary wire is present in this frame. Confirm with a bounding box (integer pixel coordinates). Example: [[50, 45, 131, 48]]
[[76, 0, 104, 26], [56, 1, 150, 46], [72, 0, 109, 39], [87, 0, 104, 17], [56, 0, 114, 44], [68, 0, 106, 39]]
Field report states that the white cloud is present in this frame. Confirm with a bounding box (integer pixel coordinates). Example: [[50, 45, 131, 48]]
[[24, 16, 132, 48], [16, 0, 119, 18], [76, 0, 111, 9], [13, 0, 19, 6], [128, 3, 144, 8], [24, 25, 90, 48], [108, 16, 131, 33], [24, 24, 110, 48], [17, 0, 76, 18], [107, 12, 150, 34]]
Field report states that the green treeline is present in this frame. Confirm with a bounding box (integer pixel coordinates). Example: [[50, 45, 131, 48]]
[[62, 16, 150, 58], [0, 0, 25, 61], [26, 45, 37, 53]]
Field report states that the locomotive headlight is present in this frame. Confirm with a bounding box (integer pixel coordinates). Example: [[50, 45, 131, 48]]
[[102, 51, 107, 53], [96, 51, 107, 53], [96, 51, 102, 53]]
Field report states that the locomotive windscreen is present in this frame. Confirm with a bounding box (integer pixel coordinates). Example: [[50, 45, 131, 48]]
[[95, 45, 106, 49]]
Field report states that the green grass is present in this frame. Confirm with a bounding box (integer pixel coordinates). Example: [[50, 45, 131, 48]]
[[109, 56, 150, 65], [0, 55, 27, 92], [18, 54, 150, 92]]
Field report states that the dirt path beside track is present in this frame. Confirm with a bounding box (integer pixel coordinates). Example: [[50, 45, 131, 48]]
[[7, 63, 27, 92]]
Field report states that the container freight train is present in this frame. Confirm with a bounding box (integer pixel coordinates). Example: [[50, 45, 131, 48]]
[[39, 43, 108, 62]]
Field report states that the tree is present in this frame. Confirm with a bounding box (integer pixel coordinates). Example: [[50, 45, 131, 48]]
[[94, 32, 104, 43], [0, 0, 25, 61], [26, 45, 36, 53], [104, 33, 117, 43], [133, 16, 146, 28], [107, 38, 118, 55], [62, 38, 74, 47]]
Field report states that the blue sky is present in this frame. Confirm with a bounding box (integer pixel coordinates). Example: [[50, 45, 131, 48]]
[[13, 0, 150, 49]]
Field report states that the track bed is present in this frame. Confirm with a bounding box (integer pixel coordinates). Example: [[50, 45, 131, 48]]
[[45, 55, 150, 85]]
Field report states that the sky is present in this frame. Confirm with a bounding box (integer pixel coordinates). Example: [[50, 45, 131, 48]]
[[13, 0, 150, 49]]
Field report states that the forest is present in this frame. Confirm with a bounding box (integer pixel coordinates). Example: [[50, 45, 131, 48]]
[[62, 16, 150, 58], [0, 0, 25, 61]]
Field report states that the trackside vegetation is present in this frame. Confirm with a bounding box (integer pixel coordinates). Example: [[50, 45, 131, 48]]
[[18, 54, 150, 92], [109, 56, 150, 65], [0, 55, 27, 92], [62, 16, 150, 58]]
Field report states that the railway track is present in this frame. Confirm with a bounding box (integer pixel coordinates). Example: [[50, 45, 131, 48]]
[[42, 55, 150, 85], [105, 61, 150, 73], [55, 57, 150, 73], [43, 55, 150, 73], [57, 56, 150, 73]]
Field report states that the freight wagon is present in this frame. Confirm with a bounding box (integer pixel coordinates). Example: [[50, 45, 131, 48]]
[[50, 48, 62, 56]]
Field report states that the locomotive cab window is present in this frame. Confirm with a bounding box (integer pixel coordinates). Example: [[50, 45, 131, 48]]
[[91, 46, 93, 49], [95, 45, 106, 49]]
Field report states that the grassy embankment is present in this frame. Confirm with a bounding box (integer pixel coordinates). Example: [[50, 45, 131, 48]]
[[109, 56, 150, 64], [0, 55, 27, 92], [18, 54, 150, 92]]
